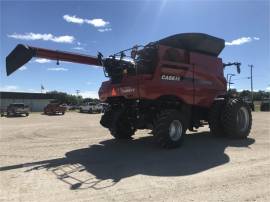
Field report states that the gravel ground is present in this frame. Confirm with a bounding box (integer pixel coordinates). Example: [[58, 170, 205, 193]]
[[0, 112, 269, 202]]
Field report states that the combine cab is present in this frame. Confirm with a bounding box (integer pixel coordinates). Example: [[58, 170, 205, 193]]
[[6, 33, 252, 148]]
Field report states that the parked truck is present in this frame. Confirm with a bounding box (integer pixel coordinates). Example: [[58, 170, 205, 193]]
[[79, 102, 103, 113], [2, 103, 30, 117], [44, 103, 66, 115]]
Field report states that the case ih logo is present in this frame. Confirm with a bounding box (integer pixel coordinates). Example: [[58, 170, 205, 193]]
[[161, 74, 183, 81], [119, 87, 135, 94]]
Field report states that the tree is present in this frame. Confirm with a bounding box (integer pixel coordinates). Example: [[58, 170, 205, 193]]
[[238, 90, 270, 101], [46, 91, 84, 104]]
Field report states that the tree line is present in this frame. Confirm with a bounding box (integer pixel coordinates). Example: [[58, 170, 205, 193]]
[[46, 91, 99, 105], [228, 89, 270, 101]]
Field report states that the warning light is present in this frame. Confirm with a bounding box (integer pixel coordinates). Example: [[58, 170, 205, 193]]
[[112, 88, 117, 96]]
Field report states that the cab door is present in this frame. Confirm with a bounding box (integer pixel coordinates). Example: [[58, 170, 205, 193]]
[[155, 46, 194, 105]]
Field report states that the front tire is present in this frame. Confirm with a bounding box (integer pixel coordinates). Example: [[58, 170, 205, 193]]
[[109, 110, 136, 139], [222, 99, 252, 138], [153, 109, 187, 149]]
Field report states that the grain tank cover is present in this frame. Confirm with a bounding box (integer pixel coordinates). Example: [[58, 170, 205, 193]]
[[157, 33, 225, 57]]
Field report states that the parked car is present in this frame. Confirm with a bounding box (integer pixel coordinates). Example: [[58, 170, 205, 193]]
[[260, 99, 270, 111], [60, 103, 73, 111], [44, 103, 66, 115], [99, 103, 109, 113], [5, 103, 30, 117], [242, 98, 255, 111], [79, 102, 102, 113], [0, 107, 5, 117]]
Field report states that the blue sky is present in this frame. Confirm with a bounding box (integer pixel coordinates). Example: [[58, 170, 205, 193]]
[[1, 0, 269, 98]]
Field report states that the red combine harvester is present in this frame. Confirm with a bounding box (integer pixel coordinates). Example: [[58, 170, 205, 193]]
[[6, 33, 252, 148]]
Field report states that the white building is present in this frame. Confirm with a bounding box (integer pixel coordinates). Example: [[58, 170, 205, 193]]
[[0, 92, 54, 112]]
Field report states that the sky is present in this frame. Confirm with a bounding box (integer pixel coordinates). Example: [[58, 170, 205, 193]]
[[1, 0, 269, 98]]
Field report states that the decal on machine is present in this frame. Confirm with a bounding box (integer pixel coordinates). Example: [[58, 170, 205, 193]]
[[119, 87, 135, 94], [161, 74, 184, 81]]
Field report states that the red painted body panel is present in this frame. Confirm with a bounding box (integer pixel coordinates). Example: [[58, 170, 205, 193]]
[[99, 45, 227, 107]]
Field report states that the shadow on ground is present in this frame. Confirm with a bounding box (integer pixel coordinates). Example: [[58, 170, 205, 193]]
[[0, 132, 255, 190], [2, 114, 28, 118]]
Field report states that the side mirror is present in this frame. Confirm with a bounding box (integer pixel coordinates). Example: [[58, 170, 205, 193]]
[[223, 62, 241, 74], [97, 52, 103, 65], [237, 64, 241, 74]]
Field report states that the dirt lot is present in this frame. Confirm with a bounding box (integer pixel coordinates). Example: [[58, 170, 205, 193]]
[[0, 112, 269, 202]]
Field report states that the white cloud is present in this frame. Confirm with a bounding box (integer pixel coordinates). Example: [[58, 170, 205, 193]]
[[63, 15, 84, 24], [27, 89, 41, 93], [63, 14, 110, 29], [86, 81, 92, 85], [8, 32, 75, 43], [72, 46, 85, 50], [78, 90, 99, 99], [85, 19, 109, 27], [19, 65, 27, 71], [35, 58, 51, 63], [98, 28, 112, 32], [0, 85, 19, 91], [47, 67, 68, 71], [225, 37, 252, 46], [266, 86, 270, 92], [225, 36, 260, 46]]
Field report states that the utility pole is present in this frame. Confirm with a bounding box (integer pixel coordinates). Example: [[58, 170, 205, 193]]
[[76, 90, 80, 106], [248, 65, 254, 103], [76, 90, 80, 96]]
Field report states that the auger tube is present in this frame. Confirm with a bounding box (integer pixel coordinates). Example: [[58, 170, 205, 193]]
[[6, 44, 101, 76]]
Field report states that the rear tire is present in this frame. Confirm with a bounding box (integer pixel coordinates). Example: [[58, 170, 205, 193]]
[[222, 99, 252, 138], [209, 100, 226, 137], [153, 109, 187, 149]]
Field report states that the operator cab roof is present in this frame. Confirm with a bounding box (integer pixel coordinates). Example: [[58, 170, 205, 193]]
[[156, 33, 225, 57]]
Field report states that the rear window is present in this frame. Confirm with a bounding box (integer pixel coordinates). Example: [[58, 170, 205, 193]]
[[136, 45, 158, 74], [163, 48, 188, 63]]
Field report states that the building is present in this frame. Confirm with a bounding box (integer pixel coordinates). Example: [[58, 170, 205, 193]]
[[0, 92, 55, 112]]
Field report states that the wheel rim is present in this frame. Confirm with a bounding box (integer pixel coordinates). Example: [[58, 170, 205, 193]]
[[169, 120, 183, 141], [237, 106, 250, 132]]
